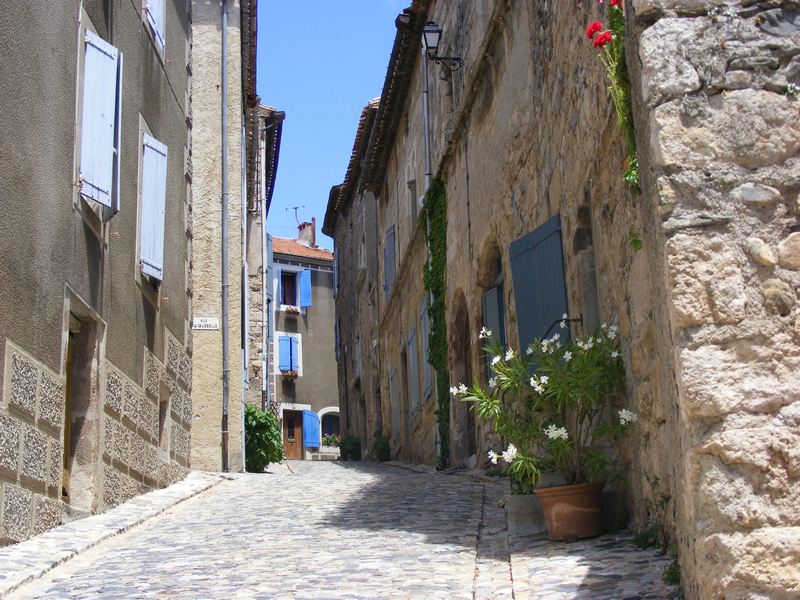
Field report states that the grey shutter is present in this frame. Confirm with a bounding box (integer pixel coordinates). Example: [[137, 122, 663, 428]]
[[80, 30, 121, 209], [139, 133, 168, 280], [384, 226, 396, 297], [509, 214, 569, 352], [407, 327, 420, 417], [420, 299, 432, 398], [145, 0, 165, 50], [482, 284, 506, 347]]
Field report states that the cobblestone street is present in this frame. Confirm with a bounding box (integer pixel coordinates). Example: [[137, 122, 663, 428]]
[[5, 462, 676, 599]]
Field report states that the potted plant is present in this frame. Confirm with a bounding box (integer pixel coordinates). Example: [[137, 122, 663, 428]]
[[284, 305, 300, 316], [455, 322, 635, 541], [281, 369, 298, 380], [321, 433, 341, 448]]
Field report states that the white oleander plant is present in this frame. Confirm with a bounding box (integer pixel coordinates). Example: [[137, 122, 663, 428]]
[[453, 321, 634, 488]]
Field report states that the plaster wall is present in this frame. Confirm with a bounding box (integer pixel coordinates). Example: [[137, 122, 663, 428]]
[[189, 0, 245, 472]]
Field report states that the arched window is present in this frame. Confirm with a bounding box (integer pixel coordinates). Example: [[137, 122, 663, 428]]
[[321, 413, 340, 437]]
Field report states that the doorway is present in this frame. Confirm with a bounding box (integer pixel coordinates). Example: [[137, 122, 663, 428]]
[[283, 410, 303, 460]]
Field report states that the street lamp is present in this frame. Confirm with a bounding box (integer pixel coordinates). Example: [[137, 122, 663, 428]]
[[422, 21, 462, 71]]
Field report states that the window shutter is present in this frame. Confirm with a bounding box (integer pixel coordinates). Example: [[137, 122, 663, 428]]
[[407, 327, 420, 417], [482, 284, 506, 347], [266, 234, 274, 301], [420, 299, 432, 398], [303, 410, 320, 448], [333, 249, 338, 297], [276, 269, 282, 305], [509, 214, 569, 352], [145, 0, 165, 50], [299, 269, 312, 307], [384, 226, 396, 297], [290, 336, 299, 371], [80, 30, 121, 209], [278, 336, 291, 371], [390, 367, 399, 440], [139, 133, 168, 280]]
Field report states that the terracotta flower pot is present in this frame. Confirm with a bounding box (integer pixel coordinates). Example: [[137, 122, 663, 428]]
[[533, 481, 604, 541]]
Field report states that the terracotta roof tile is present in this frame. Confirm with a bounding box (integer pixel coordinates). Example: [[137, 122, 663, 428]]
[[272, 237, 333, 261]]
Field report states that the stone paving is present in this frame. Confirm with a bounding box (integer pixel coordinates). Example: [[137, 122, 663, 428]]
[[3, 462, 679, 599]]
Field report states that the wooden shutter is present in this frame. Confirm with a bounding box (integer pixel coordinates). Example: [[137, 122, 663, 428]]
[[407, 327, 420, 417], [145, 0, 165, 50], [290, 336, 299, 371], [302, 410, 320, 448], [299, 269, 312, 307], [509, 214, 569, 352], [420, 299, 432, 398], [80, 30, 121, 209], [278, 336, 291, 371], [139, 133, 168, 280], [384, 226, 396, 297]]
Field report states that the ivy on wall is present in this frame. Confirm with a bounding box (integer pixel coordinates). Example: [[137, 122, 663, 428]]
[[422, 178, 450, 469]]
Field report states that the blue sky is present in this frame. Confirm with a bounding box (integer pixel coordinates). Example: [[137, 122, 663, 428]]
[[258, 1, 405, 249]]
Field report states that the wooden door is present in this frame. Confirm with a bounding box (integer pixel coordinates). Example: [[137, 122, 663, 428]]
[[283, 410, 303, 460]]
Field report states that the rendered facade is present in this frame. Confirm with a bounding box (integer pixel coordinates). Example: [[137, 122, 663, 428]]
[[0, 0, 193, 543], [325, 1, 800, 598]]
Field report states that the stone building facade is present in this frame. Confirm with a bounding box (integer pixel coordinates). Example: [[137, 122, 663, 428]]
[[0, 0, 193, 543], [327, 0, 800, 597], [189, 0, 259, 472], [270, 225, 338, 460]]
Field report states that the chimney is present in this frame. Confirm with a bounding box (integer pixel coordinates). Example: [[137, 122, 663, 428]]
[[298, 217, 317, 247]]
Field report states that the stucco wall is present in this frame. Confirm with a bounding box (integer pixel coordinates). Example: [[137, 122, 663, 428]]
[[0, 0, 192, 543], [189, 0, 245, 472]]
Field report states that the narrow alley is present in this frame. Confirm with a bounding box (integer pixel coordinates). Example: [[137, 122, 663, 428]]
[[2, 463, 675, 599]]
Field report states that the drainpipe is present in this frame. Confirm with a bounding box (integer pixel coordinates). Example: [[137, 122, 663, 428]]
[[260, 121, 276, 411], [220, 0, 230, 472]]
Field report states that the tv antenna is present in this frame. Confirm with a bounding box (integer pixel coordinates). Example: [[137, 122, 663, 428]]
[[286, 205, 305, 225]]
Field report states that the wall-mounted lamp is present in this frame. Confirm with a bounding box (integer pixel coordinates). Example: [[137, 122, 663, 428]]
[[422, 21, 462, 71]]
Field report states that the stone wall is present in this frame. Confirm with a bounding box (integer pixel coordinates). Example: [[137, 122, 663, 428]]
[[631, 2, 800, 597]]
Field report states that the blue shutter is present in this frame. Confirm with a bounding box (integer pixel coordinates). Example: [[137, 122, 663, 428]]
[[80, 30, 120, 209], [266, 234, 274, 302], [408, 327, 420, 417], [384, 226, 395, 297], [303, 410, 320, 448], [509, 214, 569, 352], [278, 336, 291, 371], [139, 133, 168, 280], [290, 336, 299, 371], [276, 269, 282, 305], [299, 269, 312, 307], [420, 299, 432, 398], [145, 0, 165, 50]]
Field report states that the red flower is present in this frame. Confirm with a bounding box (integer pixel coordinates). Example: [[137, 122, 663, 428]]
[[592, 31, 613, 49], [585, 20, 603, 39], [610, 0, 622, 7]]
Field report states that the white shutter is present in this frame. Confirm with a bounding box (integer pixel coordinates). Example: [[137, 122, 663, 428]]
[[146, 0, 165, 50], [80, 30, 120, 208], [140, 133, 168, 280]]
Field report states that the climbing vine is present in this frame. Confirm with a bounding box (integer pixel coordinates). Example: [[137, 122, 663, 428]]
[[422, 178, 450, 469]]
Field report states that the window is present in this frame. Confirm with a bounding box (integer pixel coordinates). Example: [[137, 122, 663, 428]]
[[407, 178, 418, 228], [139, 133, 168, 281], [144, 0, 165, 51], [321, 414, 340, 437], [278, 335, 299, 372], [419, 299, 432, 398], [407, 327, 420, 417], [482, 282, 506, 377], [280, 271, 297, 305], [287, 416, 295, 441], [509, 214, 569, 352], [79, 29, 122, 215], [384, 226, 396, 297]]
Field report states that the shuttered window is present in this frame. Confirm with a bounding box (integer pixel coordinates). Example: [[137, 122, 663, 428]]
[[80, 30, 122, 212], [290, 337, 299, 371], [420, 299, 432, 398], [302, 410, 320, 448], [278, 335, 299, 372], [145, 0, 165, 51], [299, 269, 312, 307], [509, 214, 569, 352], [384, 226, 396, 297], [266, 234, 274, 302], [482, 283, 506, 375], [139, 133, 168, 280], [407, 327, 420, 417]]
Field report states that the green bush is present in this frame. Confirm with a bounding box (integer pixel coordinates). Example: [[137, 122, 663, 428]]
[[372, 431, 391, 462], [244, 403, 283, 472], [339, 435, 362, 461]]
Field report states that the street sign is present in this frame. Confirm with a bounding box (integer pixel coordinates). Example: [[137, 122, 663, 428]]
[[192, 316, 220, 330]]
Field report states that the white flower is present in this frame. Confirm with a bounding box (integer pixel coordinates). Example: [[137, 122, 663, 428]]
[[611, 350, 619, 359], [526, 345, 534, 356], [602, 323, 608, 331], [489, 377, 497, 389], [618, 409, 638, 425], [491, 355, 501, 366], [501, 443, 518, 463], [479, 327, 492, 340], [540, 375, 549, 385], [529, 377, 544, 394], [586, 339, 594, 349], [608, 325, 618, 339], [449, 386, 459, 396], [487, 450, 499, 465], [504, 348, 514, 361], [541, 339, 551, 353], [549, 333, 560, 343], [564, 351, 572, 362], [544, 424, 569, 440], [458, 383, 468, 395], [560, 313, 568, 329]]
